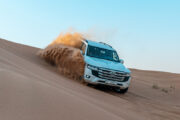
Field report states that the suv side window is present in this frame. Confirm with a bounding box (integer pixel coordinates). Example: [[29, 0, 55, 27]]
[[81, 43, 86, 55]]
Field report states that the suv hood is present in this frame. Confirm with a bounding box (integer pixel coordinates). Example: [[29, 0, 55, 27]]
[[84, 56, 131, 73]]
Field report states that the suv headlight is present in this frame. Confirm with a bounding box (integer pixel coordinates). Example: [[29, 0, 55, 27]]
[[125, 73, 131, 76], [87, 64, 98, 70]]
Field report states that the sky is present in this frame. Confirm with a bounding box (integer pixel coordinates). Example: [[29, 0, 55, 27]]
[[0, 0, 180, 73]]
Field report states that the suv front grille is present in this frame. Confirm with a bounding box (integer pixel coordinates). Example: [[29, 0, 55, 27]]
[[92, 69, 130, 82]]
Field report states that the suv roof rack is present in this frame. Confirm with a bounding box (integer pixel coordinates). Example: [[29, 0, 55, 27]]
[[99, 42, 112, 48]]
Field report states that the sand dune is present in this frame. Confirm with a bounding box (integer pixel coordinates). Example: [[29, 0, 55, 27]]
[[0, 38, 180, 120]]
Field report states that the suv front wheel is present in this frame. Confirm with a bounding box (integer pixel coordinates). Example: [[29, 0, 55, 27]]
[[113, 87, 128, 94]]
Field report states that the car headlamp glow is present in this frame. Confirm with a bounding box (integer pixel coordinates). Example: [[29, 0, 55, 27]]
[[87, 64, 98, 70]]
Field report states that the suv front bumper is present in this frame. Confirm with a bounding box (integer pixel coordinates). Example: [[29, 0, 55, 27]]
[[84, 67, 131, 89]]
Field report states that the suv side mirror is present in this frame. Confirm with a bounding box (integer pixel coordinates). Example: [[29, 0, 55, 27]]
[[120, 59, 124, 64], [80, 50, 84, 55]]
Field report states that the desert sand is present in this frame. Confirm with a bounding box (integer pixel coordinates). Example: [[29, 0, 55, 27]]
[[0, 38, 180, 120]]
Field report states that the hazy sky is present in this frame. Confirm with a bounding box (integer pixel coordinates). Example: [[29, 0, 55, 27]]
[[0, 0, 180, 73]]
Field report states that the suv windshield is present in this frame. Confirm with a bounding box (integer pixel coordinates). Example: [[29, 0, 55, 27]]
[[87, 45, 120, 62]]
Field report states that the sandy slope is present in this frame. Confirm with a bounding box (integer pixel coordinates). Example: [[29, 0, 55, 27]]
[[0, 38, 180, 120]]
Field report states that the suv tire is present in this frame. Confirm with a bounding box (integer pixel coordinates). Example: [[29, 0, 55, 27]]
[[114, 87, 128, 94]]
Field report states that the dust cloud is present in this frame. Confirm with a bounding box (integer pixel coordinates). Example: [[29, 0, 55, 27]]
[[50, 32, 84, 49], [38, 32, 85, 80]]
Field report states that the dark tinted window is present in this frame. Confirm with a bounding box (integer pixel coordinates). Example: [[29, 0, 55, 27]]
[[87, 45, 119, 62]]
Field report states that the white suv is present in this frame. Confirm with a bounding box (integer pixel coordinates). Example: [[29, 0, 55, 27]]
[[80, 40, 131, 93]]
